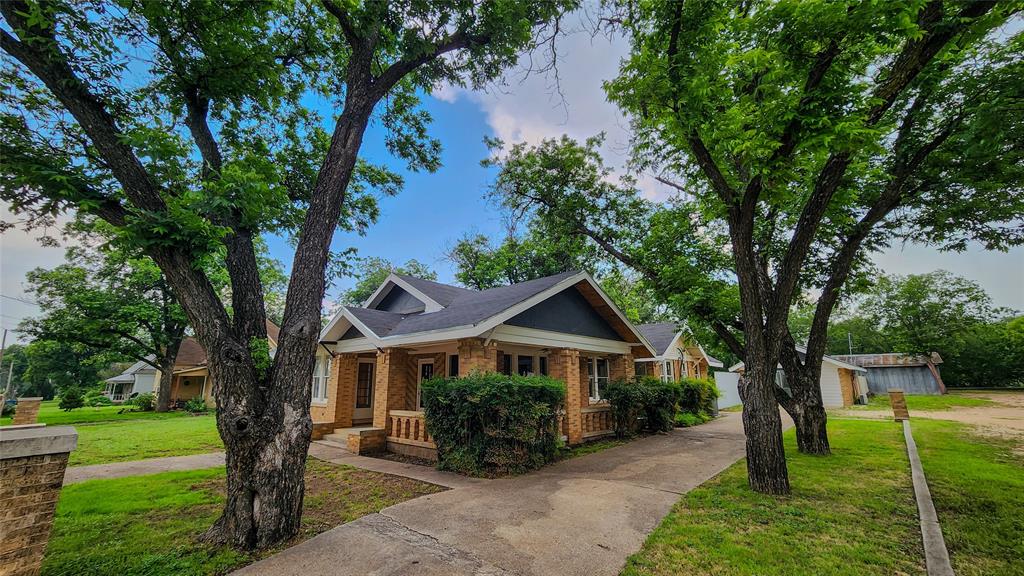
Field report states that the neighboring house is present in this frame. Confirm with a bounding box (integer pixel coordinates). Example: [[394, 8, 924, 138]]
[[314, 270, 665, 458], [727, 346, 868, 408], [832, 353, 946, 396], [104, 320, 280, 407], [634, 322, 723, 381]]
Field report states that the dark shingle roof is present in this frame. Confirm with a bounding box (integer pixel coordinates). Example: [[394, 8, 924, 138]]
[[637, 322, 681, 356], [395, 274, 477, 307], [347, 271, 581, 338]]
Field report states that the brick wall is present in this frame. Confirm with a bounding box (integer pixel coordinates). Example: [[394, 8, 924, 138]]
[[373, 348, 409, 428], [0, 426, 77, 576], [549, 348, 583, 444], [457, 338, 498, 376], [11, 398, 42, 426]]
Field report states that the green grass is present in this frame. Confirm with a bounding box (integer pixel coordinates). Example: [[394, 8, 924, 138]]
[[622, 419, 924, 576], [68, 415, 222, 466], [911, 420, 1023, 576], [42, 459, 444, 576], [852, 392, 994, 411], [2, 399, 189, 425]]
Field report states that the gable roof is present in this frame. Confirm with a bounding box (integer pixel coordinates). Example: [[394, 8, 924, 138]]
[[637, 322, 680, 356], [728, 345, 867, 373], [322, 271, 657, 357]]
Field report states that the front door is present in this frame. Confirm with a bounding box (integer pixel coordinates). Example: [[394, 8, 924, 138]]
[[416, 360, 434, 410], [353, 360, 374, 423]]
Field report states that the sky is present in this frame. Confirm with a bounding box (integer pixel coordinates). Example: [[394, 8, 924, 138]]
[[2, 13, 1022, 339]]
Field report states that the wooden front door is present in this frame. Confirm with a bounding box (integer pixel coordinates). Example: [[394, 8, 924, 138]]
[[353, 360, 374, 423]]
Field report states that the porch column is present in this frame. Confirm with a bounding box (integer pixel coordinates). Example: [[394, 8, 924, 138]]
[[608, 354, 635, 382], [332, 353, 358, 427], [373, 348, 409, 429], [457, 338, 498, 377], [550, 348, 583, 445]]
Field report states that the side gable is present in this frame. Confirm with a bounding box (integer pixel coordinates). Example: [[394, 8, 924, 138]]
[[505, 286, 624, 341]]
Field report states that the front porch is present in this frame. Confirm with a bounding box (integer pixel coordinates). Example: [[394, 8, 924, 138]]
[[310, 337, 631, 458]]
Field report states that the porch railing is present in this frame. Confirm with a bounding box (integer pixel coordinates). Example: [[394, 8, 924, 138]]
[[386, 410, 435, 448], [581, 404, 614, 438]]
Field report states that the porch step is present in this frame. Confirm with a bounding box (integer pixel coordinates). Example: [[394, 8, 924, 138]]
[[321, 432, 354, 446], [314, 438, 354, 453]]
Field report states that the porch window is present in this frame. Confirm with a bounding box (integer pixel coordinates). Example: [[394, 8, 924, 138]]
[[516, 355, 534, 376], [448, 354, 459, 377], [662, 360, 674, 382], [355, 361, 373, 408], [312, 354, 330, 403], [634, 362, 649, 376], [500, 353, 512, 375], [538, 356, 548, 376], [586, 357, 609, 401]]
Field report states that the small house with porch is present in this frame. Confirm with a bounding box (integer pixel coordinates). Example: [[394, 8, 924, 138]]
[[312, 271, 662, 459]]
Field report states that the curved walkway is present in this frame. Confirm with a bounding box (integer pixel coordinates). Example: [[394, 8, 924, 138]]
[[236, 413, 775, 576], [63, 451, 226, 484]]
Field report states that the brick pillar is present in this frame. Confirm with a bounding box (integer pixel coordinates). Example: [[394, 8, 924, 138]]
[[11, 398, 42, 426], [373, 348, 409, 429], [550, 348, 583, 445], [332, 354, 359, 427], [457, 338, 498, 377], [0, 426, 77, 576], [608, 354, 635, 382]]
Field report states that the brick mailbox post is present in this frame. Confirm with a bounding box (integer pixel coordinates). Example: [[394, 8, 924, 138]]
[[0, 425, 78, 576]]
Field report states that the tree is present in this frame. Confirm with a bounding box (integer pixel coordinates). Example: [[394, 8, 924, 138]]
[[58, 386, 83, 411], [22, 241, 189, 412], [18, 339, 119, 398], [1, 0, 573, 549], [0, 343, 29, 398], [492, 0, 1020, 493], [340, 257, 436, 306]]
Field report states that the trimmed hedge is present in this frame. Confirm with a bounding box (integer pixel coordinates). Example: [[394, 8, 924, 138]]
[[678, 377, 719, 416], [604, 377, 682, 437], [421, 373, 565, 476]]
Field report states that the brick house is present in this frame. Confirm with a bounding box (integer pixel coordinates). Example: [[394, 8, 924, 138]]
[[633, 322, 724, 381], [103, 320, 280, 407], [312, 271, 671, 458]]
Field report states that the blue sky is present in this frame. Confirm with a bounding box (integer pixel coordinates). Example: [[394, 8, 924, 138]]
[[2, 17, 1022, 336]]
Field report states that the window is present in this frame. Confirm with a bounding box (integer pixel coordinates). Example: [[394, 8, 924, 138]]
[[312, 354, 330, 403], [634, 362, 648, 376], [586, 357, 609, 401], [662, 360, 673, 382], [501, 353, 512, 375], [538, 356, 548, 376], [448, 354, 459, 377], [417, 360, 434, 409], [355, 361, 373, 408], [517, 355, 534, 376]]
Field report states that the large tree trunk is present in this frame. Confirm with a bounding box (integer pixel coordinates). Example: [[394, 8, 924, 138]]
[[737, 352, 791, 495], [154, 340, 180, 412], [778, 345, 831, 455]]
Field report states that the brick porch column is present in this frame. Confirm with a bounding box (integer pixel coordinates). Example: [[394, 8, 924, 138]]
[[608, 354, 635, 382], [550, 348, 583, 445], [0, 426, 77, 576], [332, 353, 359, 427], [373, 348, 409, 429], [457, 338, 498, 377], [11, 398, 42, 426]]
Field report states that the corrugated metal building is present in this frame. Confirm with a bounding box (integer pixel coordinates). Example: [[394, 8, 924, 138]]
[[832, 353, 946, 396]]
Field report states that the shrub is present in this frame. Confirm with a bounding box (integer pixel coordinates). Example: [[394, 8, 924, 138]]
[[675, 411, 711, 427], [183, 397, 208, 414], [604, 377, 682, 436], [59, 388, 84, 411], [421, 373, 565, 476], [132, 392, 156, 412], [1, 400, 15, 417], [678, 377, 719, 416], [83, 390, 113, 407]]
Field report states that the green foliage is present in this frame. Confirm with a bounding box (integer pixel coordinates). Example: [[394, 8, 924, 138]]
[[248, 337, 272, 378], [83, 390, 114, 407], [183, 397, 209, 414], [420, 373, 565, 476], [674, 411, 711, 428], [677, 377, 719, 417], [340, 257, 437, 305], [604, 377, 682, 437], [133, 392, 156, 412], [17, 339, 117, 399], [59, 387, 84, 411]]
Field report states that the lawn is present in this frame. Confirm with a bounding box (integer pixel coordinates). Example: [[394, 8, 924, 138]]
[[1, 399, 190, 425], [622, 419, 925, 576], [911, 419, 1023, 576], [851, 392, 993, 412], [69, 414, 222, 466], [42, 459, 445, 576]]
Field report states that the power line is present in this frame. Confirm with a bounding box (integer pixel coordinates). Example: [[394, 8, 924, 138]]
[[0, 294, 40, 306]]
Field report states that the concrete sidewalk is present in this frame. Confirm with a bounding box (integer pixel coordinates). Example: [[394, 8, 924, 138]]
[[236, 413, 764, 576], [64, 451, 226, 484]]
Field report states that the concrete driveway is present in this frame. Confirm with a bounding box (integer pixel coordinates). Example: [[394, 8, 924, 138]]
[[236, 413, 756, 576]]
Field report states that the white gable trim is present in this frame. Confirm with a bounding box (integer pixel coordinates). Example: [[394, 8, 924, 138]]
[[363, 273, 444, 312], [728, 345, 866, 373]]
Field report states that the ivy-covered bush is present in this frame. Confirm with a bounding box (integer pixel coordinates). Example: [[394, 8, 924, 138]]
[[604, 377, 682, 436], [421, 373, 565, 477], [132, 392, 156, 411], [678, 378, 719, 416]]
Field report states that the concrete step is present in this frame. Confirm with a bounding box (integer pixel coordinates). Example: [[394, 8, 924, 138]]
[[321, 433, 353, 446], [315, 438, 354, 453]]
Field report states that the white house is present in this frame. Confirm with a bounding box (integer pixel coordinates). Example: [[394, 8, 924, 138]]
[[727, 347, 868, 408]]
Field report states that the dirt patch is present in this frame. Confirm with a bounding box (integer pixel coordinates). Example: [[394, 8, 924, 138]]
[[835, 391, 1024, 452]]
